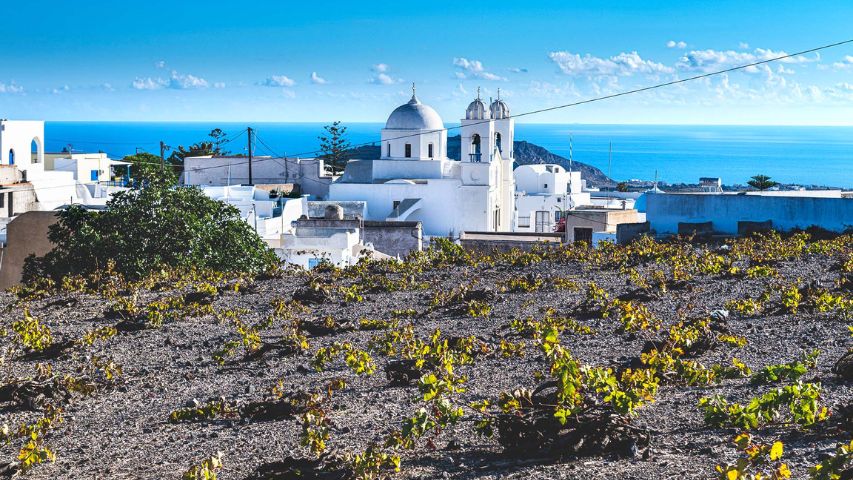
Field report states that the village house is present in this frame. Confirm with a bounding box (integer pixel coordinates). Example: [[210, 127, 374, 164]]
[[514, 164, 591, 233]]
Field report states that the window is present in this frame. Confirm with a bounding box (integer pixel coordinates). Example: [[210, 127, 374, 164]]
[[495, 132, 502, 153], [91, 170, 99, 181], [386, 143, 391, 157], [543, 183, 548, 189], [8, 149, 14, 165], [555, 210, 565, 222], [428, 143, 434, 158], [392, 200, 401, 210], [574, 227, 593, 244], [404, 143, 412, 158], [470, 134, 481, 162], [0, 193, 4, 209]]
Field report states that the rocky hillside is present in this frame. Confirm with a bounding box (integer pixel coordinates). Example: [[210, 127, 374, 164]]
[[0, 233, 850, 478], [344, 135, 613, 186]]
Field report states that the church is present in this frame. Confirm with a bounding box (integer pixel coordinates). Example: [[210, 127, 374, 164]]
[[327, 87, 515, 238]]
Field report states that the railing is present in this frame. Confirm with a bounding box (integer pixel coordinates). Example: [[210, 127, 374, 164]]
[[468, 153, 482, 163]]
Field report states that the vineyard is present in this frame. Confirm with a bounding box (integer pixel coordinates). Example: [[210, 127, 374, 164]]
[[0, 232, 851, 479]]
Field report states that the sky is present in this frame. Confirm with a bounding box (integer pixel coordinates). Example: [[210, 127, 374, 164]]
[[2, 0, 853, 125]]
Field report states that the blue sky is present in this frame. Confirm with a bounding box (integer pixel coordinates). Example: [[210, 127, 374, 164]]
[[2, 0, 853, 124]]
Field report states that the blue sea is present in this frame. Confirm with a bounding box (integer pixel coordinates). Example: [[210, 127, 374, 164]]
[[44, 122, 853, 188]]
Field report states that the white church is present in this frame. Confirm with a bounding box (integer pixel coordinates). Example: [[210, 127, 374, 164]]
[[328, 87, 515, 238]]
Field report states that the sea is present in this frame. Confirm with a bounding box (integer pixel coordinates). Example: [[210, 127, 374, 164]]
[[44, 122, 853, 188]]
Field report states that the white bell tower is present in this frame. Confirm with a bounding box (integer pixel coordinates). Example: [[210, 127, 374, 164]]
[[461, 87, 495, 163]]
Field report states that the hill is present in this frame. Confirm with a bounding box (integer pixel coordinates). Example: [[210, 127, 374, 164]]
[[0, 234, 850, 478], [344, 135, 613, 186]]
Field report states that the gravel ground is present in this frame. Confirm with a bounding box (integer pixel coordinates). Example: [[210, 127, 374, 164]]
[[0, 237, 850, 479]]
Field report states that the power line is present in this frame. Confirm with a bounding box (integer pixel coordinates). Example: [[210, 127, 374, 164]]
[[141, 37, 853, 175], [33, 38, 853, 179]]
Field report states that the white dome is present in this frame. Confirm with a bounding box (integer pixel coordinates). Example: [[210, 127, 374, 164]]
[[465, 98, 489, 120], [385, 94, 444, 130], [490, 99, 510, 120]]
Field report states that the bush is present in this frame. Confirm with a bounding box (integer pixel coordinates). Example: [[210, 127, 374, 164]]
[[24, 184, 277, 281]]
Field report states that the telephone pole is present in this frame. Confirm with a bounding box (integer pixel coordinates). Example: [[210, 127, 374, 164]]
[[247, 127, 254, 185], [159, 141, 167, 170]]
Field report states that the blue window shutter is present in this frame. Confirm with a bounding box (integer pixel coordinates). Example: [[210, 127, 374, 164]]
[[91, 170, 99, 181]]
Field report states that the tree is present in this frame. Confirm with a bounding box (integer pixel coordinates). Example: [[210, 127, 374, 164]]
[[318, 121, 351, 175], [747, 174, 778, 191], [24, 183, 277, 281], [616, 182, 629, 192], [120, 152, 178, 186], [168, 129, 233, 170]]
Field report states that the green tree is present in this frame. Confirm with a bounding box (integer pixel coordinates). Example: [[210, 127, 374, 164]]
[[616, 182, 629, 192], [24, 183, 277, 281], [318, 121, 351, 175], [168, 129, 234, 170], [119, 152, 178, 186], [747, 174, 778, 191]]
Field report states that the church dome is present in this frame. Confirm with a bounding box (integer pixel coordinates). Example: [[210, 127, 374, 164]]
[[490, 98, 510, 120], [465, 97, 489, 120], [385, 94, 444, 130]]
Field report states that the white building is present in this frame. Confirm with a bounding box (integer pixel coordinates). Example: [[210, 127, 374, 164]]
[[199, 185, 309, 248], [514, 164, 591, 232], [279, 205, 390, 269], [0, 120, 125, 214], [327, 88, 514, 237], [182, 155, 335, 200]]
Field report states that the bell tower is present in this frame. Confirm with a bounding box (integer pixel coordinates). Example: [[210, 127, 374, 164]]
[[461, 87, 495, 163]]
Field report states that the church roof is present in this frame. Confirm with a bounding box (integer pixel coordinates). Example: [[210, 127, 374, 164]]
[[385, 94, 444, 130]]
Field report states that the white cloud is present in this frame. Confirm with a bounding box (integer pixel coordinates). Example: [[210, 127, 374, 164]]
[[260, 75, 296, 87], [282, 89, 296, 99], [837, 82, 853, 91], [102, 83, 115, 91], [311, 72, 328, 85], [0, 82, 24, 94], [548, 51, 672, 77], [51, 85, 70, 94], [677, 48, 817, 73], [509, 67, 529, 73], [738, 42, 750, 49], [666, 40, 687, 49], [777, 65, 795, 75], [832, 55, 853, 69], [168, 71, 209, 89], [131, 77, 165, 90], [213, 82, 226, 89], [155, 60, 166, 69], [369, 64, 402, 85], [372, 73, 401, 85], [452, 57, 507, 81]]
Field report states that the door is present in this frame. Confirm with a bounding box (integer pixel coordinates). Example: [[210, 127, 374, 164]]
[[534, 211, 550, 233], [574, 227, 593, 244]]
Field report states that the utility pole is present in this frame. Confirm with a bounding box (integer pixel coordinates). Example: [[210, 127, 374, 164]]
[[247, 127, 254, 185], [159, 141, 169, 171]]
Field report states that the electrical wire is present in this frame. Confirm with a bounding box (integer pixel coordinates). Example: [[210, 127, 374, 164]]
[[25, 38, 853, 179], [118, 37, 853, 175]]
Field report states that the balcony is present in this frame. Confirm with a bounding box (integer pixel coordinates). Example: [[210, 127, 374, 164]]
[[468, 153, 482, 163]]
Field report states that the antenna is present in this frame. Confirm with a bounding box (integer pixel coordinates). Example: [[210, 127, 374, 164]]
[[497, 88, 501, 100], [477, 86, 481, 100], [411, 82, 416, 98]]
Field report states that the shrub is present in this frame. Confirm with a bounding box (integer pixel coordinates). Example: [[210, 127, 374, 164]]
[[24, 184, 277, 281]]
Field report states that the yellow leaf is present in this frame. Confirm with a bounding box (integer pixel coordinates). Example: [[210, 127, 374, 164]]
[[776, 463, 791, 478], [769, 441, 784, 461], [727, 470, 739, 480]]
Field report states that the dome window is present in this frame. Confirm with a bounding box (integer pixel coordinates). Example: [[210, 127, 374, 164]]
[[405, 143, 412, 158]]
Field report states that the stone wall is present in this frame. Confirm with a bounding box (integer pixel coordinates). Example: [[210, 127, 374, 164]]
[[0, 211, 58, 289], [362, 221, 422, 258]]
